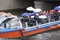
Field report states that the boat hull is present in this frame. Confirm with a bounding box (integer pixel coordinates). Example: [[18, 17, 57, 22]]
[[0, 30, 22, 38], [22, 25, 60, 36], [0, 25, 60, 38]]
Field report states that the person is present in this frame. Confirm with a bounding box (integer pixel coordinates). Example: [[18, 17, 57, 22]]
[[34, 13, 41, 24], [38, 11, 48, 24], [28, 15, 36, 26], [53, 10, 60, 21], [50, 10, 56, 21], [45, 11, 49, 22]]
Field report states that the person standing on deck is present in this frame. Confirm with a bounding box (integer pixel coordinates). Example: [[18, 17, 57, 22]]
[[53, 10, 60, 21], [50, 10, 56, 22]]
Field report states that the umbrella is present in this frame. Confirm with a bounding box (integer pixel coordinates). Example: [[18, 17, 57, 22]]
[[21, 13, 29, 17], [54, 6, 60, 10], [33, 8, 41, 12], [26, 7, 34, 11], [31, 12, 36, 16]]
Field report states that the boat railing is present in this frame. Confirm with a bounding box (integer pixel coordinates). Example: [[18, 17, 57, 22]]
[[26, 21, 60, 30], [19, 16, 60, 30]]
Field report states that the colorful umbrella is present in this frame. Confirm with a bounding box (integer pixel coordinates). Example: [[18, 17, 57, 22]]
[[33, 8, 41, 12], [31, 12, 36, 16], [54, 6, 60, 10], [26, 7, 34, 11], [21, 13, 29, 16]]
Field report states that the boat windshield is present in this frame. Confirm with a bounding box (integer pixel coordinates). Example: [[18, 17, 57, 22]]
[[5, 17, 21, 29]]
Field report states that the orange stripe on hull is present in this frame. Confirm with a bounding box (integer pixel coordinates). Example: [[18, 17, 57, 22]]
[[0, 25, 60, 38], [23, 28, 47, 36], [49, 25, 60, 30], [23, 25, 60, 37], [0, 31, 22, 38]]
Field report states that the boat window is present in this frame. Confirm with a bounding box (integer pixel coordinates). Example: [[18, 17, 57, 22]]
[[6, 17, 21, 29]]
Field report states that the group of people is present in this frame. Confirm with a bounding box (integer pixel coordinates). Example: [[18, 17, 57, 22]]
[[21, 9, 60, 27], [0, 9, 59, 28]]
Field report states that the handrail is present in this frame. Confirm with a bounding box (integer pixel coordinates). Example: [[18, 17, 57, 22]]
[[25, 20, 60, 31]]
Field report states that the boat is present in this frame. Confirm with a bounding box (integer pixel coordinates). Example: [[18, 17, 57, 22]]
[[0, 18, 60, 38], [0, 9, 60, 38], [21, 20, 60, 37]]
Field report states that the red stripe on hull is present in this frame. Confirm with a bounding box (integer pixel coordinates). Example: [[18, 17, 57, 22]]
[[0, 30, 22, 38], [0, 25, 60, 38], [23, 25, 60, 37], [49, 25, 60, 30], [23, 28, 47, 36]]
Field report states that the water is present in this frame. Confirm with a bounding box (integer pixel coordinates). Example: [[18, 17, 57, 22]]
[[26, 29, 60, 40]]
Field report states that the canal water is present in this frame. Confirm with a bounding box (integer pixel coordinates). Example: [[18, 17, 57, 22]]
[[28, 29, 60, 40]]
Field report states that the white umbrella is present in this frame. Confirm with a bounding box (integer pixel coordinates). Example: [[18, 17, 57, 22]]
[[33, 8, 41, 12], [26, 7, 34, 11]]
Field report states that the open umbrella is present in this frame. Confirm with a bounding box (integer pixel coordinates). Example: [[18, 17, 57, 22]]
[[31, 12, 36, 16], [30, 8, 41, 16], [26, 7, 34, 11], [33, 8, 41, 12], [54, 6, 60, 10], [21, 13, 29, 17]]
